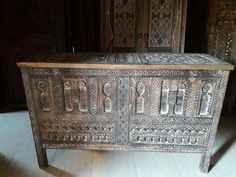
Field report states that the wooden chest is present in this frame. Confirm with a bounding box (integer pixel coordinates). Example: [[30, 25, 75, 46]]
[[17, 53, 234, 173]]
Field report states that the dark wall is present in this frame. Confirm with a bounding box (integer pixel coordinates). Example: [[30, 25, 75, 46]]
[[185, 0, 210, 53], [0, 0, 65, 110], [0, 0, 211, 110], [0, 0, 101, 110], [65, 0, 100, 52]]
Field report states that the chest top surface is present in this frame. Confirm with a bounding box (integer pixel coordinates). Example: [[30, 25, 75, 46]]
[[17, 53, 234, 71]]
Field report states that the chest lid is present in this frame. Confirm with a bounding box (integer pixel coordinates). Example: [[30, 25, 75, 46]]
[[17, 53, 234, 71]]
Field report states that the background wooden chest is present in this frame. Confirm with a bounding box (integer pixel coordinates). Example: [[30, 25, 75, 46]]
[[17, 53, 234, 173]]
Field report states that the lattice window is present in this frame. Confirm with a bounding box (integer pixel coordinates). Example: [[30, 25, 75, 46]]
[[113, 0, 136, 47], [149, 0, 174, 48]]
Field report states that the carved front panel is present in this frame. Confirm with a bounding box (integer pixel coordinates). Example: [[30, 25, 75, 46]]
[[28, 69, 227, 150]]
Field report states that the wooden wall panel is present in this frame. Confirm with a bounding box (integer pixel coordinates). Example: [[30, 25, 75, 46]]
[[207, 0, 236, 114]]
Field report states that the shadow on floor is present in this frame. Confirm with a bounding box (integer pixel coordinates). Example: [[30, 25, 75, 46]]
[[210, 117, 236, 171], [0, 154, 11, 176]]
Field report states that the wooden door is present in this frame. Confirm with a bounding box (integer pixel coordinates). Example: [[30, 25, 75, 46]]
[[101, 0, 187, 53], [143, 0, 187, 52], [101, 0, 142, 52]]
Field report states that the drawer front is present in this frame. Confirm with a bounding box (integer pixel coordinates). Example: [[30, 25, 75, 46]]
[[26, 68, 225, 150]]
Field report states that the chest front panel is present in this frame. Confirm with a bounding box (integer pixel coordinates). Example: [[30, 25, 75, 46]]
[[26, 69, 227, 152]]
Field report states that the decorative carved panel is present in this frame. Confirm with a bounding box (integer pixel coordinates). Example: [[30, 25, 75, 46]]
[[129, 124, 209, 146], [113, 0, 136, 48], [207, 0, 236, 114], [208, 0, 236, 64], [27, 68, 228, 148], [101, 0, 187, 52], [149, 0, 173, 48]]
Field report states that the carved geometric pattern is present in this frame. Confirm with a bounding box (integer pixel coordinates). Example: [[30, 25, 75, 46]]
[[150, 78, 161, 116], [131, 78, 150, 115], [174, 83, 186, 115], [136, 82, 146, 114], [138, 53, 228, 65], [42, 132, 114, 144], [64, 81, 73, 112], [160, 80, 188, 116], [130, 134, 206, 146], [78, 81, 88, 112], [40, 122, 115, 134], [217, 0, 236, 23], [61, 78, 89, 113], [37, 80, 50, 112], [209, 1, 236, 65], [113, 0, 136, 47], [103, 83, 112, 113], [129, 124, 209, 147], [149, 0, 174, 47], [88, 77, 98, 115], [31, 78, 53, 115], [199, 83, 213, 116], [29, 68, 226, 78], [214, 27, 233, 63], [185, 79, 202, 117], [99, 77, 117, 114], [52, 78, 64, 114], [129, 115, 213, 125], [24, 68, 228, 148], [116, 78, 129, 144], [26, 53, 231, 65]]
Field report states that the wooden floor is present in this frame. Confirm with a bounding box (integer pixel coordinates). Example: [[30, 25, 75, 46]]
[[0, 112, 236, 177]]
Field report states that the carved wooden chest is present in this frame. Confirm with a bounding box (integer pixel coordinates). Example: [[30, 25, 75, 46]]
[[17, 53, 234, 173]]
